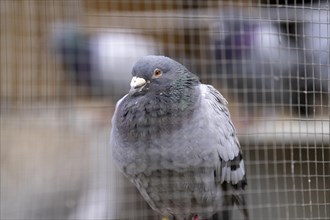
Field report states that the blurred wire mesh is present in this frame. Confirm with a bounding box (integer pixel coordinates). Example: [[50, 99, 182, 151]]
[[0, 0, 329, 219]]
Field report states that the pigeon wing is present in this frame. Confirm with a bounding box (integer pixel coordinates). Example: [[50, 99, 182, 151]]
[[200, 84, 248, 218]]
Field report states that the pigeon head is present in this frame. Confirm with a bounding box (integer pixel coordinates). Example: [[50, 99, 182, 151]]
[[128, 55, 199, 96], [115, 56, 200, 140]]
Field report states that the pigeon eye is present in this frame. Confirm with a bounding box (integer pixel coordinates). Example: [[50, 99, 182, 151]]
[[152, 69, 162, 78]]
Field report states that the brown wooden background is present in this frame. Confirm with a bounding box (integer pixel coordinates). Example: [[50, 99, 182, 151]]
[[0, 0, 254, 105]]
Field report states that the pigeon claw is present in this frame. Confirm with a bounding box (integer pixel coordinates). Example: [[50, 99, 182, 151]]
[[192, 214, 199, 220]]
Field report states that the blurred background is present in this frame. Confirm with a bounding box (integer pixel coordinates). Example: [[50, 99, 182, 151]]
[[0, 0, 329, 219]]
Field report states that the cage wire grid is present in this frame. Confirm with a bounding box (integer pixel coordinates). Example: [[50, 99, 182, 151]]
[[0, 0, 329, 220]]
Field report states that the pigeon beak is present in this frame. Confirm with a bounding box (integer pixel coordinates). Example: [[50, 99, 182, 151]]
[[129, 76, 147, 94]]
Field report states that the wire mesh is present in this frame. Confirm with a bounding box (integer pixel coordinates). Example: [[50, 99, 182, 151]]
[[0, 0, 329, 220]]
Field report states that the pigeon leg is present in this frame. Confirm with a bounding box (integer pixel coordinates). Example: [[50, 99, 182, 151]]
[[192, 214, 199, 220]]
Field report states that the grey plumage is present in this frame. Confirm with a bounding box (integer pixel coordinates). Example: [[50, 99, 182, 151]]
[[51, 23, 161, 99], [111, 56, 248, 220], [212, 11, 329, 116], [213, 19, 300, 114]]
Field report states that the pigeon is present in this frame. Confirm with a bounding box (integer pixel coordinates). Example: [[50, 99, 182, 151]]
[[213, 18, 300, 116], [51, 23, 161, 99], [212, 12, 329, 117], [110, 55, 248, 220]]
